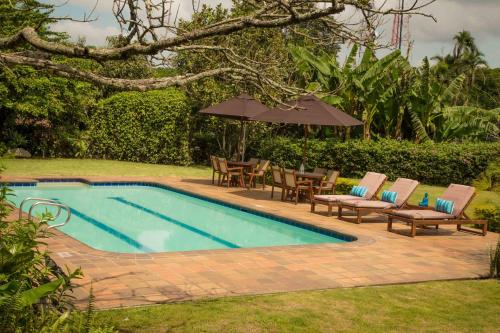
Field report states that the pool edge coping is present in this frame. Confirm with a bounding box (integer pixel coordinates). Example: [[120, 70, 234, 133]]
[[3, 176, 375, 259]]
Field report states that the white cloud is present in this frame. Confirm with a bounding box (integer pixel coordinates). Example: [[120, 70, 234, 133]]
[[411, 0, 500, 43], [51, 20, 120, 46], [49, 0, 500, 66]]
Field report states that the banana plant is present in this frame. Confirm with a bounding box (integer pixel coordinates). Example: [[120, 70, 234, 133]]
[[437, 106, 499, 141], [291, 44, 405, 139], [407, 57, 466, 142]]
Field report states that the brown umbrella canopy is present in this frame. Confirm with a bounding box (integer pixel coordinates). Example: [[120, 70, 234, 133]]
[[252, 94, 363, 166], [251, 94, 363, 126], [199, 93, 269, 120], [199, 94, 269, 161]]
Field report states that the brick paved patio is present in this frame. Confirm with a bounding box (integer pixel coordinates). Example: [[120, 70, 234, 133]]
[[4, 176, 498, 309]]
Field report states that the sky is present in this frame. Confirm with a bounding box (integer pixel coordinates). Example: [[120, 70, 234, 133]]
[[48, 0, 500, 67]]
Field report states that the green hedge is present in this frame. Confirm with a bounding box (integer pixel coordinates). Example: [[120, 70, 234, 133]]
[[475, 205, 500, 233], [87, 89, 191, 165], [257, 137, 500, 186]]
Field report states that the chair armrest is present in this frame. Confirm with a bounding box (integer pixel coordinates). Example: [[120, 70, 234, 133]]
[[227, 167, 243, 172], [296, 180, 312, 186]]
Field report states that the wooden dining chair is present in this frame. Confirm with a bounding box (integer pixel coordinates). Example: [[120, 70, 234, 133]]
[[270, 166, 285, 200], [314, 170, 340, 194], [217, 158, 244, 188], [283, 169, 313, 204], [246, 159, 270, 189], [313, 167, 328, 175], [248, 158, 260, 168], [210, 155, 222, 185]]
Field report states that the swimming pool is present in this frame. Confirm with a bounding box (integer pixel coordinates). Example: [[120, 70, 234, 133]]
[[9, 181, 353, 253]]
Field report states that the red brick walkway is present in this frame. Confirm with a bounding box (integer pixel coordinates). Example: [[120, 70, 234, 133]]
[[4, 176, 498, 309]]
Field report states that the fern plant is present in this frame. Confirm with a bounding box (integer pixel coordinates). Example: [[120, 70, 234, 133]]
[[490, 237, 500, 279]]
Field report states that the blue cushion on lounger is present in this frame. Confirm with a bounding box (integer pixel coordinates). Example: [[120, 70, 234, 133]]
[[381, 190, 398, 204], [350, 185, 368, 198], [435, 198, 454, 214]]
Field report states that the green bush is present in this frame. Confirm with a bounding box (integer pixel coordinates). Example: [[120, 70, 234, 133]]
[[257, 137, 500, 186], [473, 158, 500, 192], [334, 178, 359, 195], [475, 205, 500, 233], [490, 238, 500, 279], [87, 89, 191, 165], [0, 184, 115, 332]]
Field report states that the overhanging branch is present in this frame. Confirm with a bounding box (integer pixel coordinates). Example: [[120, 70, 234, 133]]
[[0, 52, 245, 91]]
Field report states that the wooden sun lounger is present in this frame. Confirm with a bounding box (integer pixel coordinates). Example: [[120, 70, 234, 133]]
[[338, 178, 419, 224], [386, 184, 488, 237], [311, 172, 387, 216]]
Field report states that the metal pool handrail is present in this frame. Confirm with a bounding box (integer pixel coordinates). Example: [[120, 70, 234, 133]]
[[20, 197, 72, 229], [19, 197, 61, 220], [28, 201, 71, 229]]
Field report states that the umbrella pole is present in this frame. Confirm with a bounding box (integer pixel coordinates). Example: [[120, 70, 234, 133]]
[[302, 125, 309, 168], [241, 121, 247, 162], [237, 119, 244, 162]]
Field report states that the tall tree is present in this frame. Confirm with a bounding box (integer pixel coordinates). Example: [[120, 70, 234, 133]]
[[0, 0, 434, 93]]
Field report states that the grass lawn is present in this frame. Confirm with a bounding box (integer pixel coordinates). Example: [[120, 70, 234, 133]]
[[93, 280, 500, 333], [1, 158, 498, 216], [2, 159, 498, 331], [0, 158, 211, 178]]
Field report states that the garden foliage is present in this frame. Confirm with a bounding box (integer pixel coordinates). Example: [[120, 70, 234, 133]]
[[0, 184, 115, 332], [87, 89, 191, 165], [257, 137, 500, 186]]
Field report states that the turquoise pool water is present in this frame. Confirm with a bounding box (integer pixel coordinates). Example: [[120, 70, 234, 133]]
[[10, 182, 350, 253]]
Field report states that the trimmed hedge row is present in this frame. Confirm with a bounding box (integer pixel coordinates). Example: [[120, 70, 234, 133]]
[[474, 205, 500, 232], [257, 137, 500, 186], [87, 89, 191, 165]]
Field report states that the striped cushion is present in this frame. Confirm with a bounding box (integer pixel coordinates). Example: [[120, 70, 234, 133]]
[[381, 190, 398, 204], [435, 198, 455, 214], [350, 185, 368, 198]]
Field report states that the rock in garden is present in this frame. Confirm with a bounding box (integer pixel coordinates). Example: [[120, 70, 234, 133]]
[[9, 148, 31, 158]]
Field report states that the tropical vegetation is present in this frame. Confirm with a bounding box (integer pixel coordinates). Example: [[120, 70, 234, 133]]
[[0, 1, 499, 331]]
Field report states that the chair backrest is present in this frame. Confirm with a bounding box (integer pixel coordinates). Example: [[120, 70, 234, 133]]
[[440, 184, 475, 217], [313, 167, 327, 175], [271, 166, 283, 184], [256, 159, 270, 174], [248, 158, 260, 168], [217, 157, 228, 173], [210, 155, 220, 172], [283, 169, 297, 187], [324, 170, 340, 185], [358, 172, 388, 199], [387, 178, 419, 207]]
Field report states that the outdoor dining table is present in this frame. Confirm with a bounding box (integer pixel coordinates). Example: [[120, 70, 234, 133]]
[[226, 161, 254, 187], [227, 161, 255, 171], [296, 172, 325, 185]]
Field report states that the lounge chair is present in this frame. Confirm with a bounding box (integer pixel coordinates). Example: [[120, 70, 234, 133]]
[[386, 184, 488, 237], [283, 169, 313, 204], [246, 159, 270, 189], [217, 158, 245, 188], [338, 178, 419, 224], [210, 155, 222, 185], [311, 172, 387, 216], [314, 170, 340, 195], [270, 166, 285, 200]]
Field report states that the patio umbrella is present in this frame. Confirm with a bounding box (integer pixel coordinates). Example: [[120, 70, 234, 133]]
[[251, 94, 363, 167], [199, 94, 269, 161]]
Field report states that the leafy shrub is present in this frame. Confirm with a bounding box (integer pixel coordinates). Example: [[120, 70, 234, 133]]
[[0, 185, 115, 332], [335, 178, 358, 195], [474, 205, 500, 233], [257, 137, 500, 186], [473, 158, 500, 192], [490, 238, 500, 279], [87, 89, 191, 165]]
